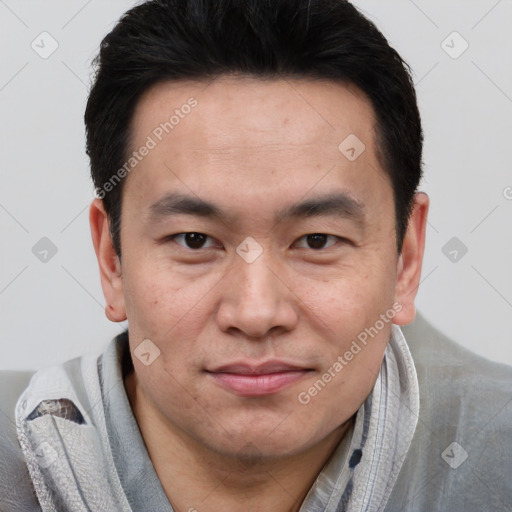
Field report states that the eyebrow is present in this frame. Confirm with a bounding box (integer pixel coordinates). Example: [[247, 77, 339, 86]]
[[148, 191, 366, 228]]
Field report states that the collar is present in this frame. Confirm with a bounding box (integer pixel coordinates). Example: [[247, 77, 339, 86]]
[[14, 323, 418, 512], [299, 323, 420, 512]]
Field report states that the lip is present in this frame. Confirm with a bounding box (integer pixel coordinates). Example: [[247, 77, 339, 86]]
[[206, 361, 313, 396]]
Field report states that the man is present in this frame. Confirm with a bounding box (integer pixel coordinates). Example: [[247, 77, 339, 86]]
[[1, 0, 511, 511]]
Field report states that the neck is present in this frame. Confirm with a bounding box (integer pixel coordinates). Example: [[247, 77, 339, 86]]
[[125, 370, 354, 512]]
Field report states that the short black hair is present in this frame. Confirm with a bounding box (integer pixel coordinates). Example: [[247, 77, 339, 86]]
[[85, 0, 423, 258]]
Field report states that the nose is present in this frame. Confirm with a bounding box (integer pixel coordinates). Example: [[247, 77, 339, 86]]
[[216, 250, 299, 340]]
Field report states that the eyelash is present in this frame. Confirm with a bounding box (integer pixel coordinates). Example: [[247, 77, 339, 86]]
[[166, 232, 345, 251]]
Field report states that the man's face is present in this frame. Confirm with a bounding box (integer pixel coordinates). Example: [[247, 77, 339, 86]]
[[113, 76, 407, 459]]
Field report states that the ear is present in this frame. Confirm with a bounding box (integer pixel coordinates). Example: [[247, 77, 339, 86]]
[[89, 198, 127, 322], [392, 192, 429, 325]]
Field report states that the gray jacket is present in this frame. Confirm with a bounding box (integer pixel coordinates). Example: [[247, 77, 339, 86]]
[[1, 312, 511, 511]]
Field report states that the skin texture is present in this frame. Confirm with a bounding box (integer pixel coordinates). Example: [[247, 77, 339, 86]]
[[90, 75, 429, 512]]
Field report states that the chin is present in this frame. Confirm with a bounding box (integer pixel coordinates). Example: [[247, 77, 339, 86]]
[[204, 420, 319, 460]]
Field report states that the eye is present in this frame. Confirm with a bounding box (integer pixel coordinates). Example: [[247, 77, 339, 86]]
[[294, 233, 340, 250], [170, 232, 219, 250]]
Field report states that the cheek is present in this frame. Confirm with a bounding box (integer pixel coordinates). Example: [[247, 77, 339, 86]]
[[136, 362, 211, 438], [295, 261, 395, 375], [123, 273, 173, 333], [122, 255, 192, 329], [122, 263, 217, 369], [294, 262, 395, 325]]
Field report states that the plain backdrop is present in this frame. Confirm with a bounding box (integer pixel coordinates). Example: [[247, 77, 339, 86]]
[[0, 0, 511, 371]]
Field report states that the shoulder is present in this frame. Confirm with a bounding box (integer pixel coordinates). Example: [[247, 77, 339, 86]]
[[402, 311, 512, 414], [403, 310, 512, 376], [386, 312, 512, 512], [0, 369, 42, 511]]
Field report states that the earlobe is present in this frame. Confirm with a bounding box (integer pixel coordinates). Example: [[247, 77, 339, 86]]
[[392, 192, 429, 326], [89, 198, 127, 323]]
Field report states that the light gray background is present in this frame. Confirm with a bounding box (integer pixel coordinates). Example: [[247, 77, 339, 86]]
[[1, 0, 511, 371]]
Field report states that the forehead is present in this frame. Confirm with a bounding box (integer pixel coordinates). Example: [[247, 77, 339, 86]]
[[124, 75, 390, 219], [132, 75, 378, 148]]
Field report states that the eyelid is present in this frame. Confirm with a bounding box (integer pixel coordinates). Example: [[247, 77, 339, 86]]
[[293, 234, 342, 249], [169, 232, 221, 249], [165, 232, 348, 251]]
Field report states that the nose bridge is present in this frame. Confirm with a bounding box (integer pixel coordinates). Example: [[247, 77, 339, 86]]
[[239, 253, 279, 305], [217, 246, 297, 338]]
